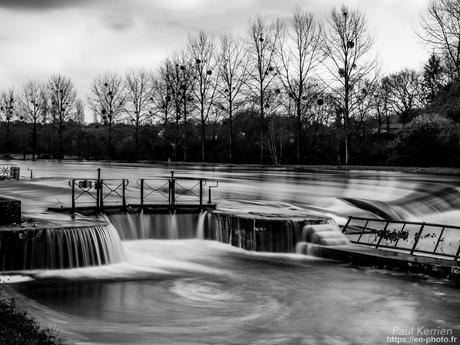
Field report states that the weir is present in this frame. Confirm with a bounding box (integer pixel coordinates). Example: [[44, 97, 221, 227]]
[[1, 168, 458, 281], [0, 223, 124, 271]]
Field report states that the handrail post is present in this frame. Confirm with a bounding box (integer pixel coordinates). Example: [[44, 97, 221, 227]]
[[410, 223, 425, 255], [433, 227, 445, 254], [199, 179, 203, 209], [394, 223, 406, 248], [71, 179, 75, 212], [122, 179, 127, 209], [342, 217, 352, 233], [96, 168, 101, 210], [170, 171, 175, 210], [140, 179, 144, 210], [357, 219, 370, 243], [99, 179, 104, 211]]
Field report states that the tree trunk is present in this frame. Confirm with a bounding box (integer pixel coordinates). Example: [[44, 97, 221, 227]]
[[108, 124, 112, 160], [344, 76, 350, 166], [135, 120, 139, 161], [259, 85, 265, 164], [32, 121, 37, 160], [58, 122, 63, 160], [296, 100, 302, 164], [229, 102, 233, 163], [183, 102, 187, 162], [201, 118, 206, 162]]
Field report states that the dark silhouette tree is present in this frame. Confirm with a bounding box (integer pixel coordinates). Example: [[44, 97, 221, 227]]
[[88, 72, 126, 160], [420, 0, 460, 80], [188, 32, 219, 162], [21, 81, 46, 160], [277, 6, 322, 164], [125, 69, 154, 159], [386, 69, 424, 124], [47, 74, 77, 159], [0, 89, 16, 156], [423, 53, 445, 105], [322, 5, 377, 165], [246, 15, 282, 163], [217, 34, 248, 163]]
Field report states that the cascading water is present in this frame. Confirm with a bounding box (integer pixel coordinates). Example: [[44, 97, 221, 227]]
[[196, 212, 207, 240], [106, 212, 199, 240], [0, 224, 124, 271], [206, 211, 325, 252]]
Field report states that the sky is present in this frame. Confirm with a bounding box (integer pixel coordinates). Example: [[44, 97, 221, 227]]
[[0, 0, 429, 109]]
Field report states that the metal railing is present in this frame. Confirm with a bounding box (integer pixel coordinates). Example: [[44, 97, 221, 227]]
[[70, 169, 218, 212], [0, 166, 20, 180], [138, 171, 218, 210], [70, 168, 128, 212], [342, 216, 460, 260]]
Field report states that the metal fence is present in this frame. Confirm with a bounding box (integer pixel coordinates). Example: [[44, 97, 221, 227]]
[[70, 169, 218, 212], [342, 216, 460, 260], [138, 171, 218, 209], [0, 166, 20, 180]]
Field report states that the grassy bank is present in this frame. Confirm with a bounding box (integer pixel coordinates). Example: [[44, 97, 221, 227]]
[[0, 296, 64, 345]]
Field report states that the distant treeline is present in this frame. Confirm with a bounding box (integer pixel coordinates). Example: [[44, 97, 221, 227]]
[[2, 109, 460, 167], [2, 1, 460, 166]]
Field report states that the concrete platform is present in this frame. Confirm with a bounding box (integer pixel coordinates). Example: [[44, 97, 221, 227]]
[[298, 242, 460, 282]]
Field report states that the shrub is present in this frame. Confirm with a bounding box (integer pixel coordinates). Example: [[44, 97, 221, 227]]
[[391, 113, 460, 167]]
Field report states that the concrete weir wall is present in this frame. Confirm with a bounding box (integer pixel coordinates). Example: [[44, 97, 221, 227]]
[[0, 197, 21, 225], [205, 211, 329, 253], [0, 224, 124, 271]]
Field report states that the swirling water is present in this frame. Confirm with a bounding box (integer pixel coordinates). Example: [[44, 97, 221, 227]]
[[11, 240, 460, 345]]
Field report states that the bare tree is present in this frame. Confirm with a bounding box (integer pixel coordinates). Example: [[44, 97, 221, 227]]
[[386, 69, 424, 124], [372, 77, 392, 133], [75, 99, 85, 124], [47, 74, 77, 159], [88, 72, 126, 160], [420, 0, 460, 80], [277, 6, 322, 164], [423, 53, 446, 104], [125, 69, 154, 159], [0, 89, 16, 155], [246, 15, 282, 163], [188, 32, 219, 161], [217, 34, 248, 163], [151, 62, 174, 131], [351, 79, 376, 136], [169, 52, 196, 161], [322, 5, 377, 165], [21, 81, 46, 159]]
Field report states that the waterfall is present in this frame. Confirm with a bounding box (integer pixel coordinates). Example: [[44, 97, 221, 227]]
[[207, 212, 325, 253], [106, 212, 199, 240], [0, 224, 124, 271], [196, 211, 207, 240]]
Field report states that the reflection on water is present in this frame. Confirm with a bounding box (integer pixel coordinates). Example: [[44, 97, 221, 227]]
[[13, 241, 460, 345]]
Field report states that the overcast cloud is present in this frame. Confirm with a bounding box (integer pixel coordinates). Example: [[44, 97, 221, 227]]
[[0, 0, 429, 110]]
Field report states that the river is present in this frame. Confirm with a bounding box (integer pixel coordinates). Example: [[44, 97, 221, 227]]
[[1, 160, 459, 345]]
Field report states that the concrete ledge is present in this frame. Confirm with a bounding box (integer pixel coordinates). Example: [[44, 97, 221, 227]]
[[298, 242, 460, 282], [48, 203, 217, 215], [0, 197, 21, 225]]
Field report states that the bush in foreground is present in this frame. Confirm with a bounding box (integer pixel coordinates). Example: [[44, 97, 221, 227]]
[[0, 297, 64, 345]]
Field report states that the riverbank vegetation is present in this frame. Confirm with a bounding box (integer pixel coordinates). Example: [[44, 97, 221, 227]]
[[1, 1, 460, 167], [0, 297, 63, 344]]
